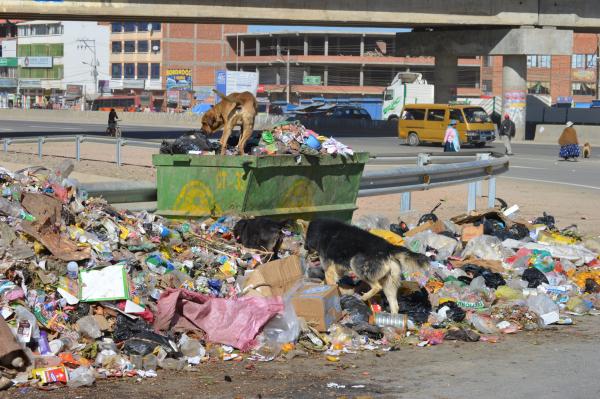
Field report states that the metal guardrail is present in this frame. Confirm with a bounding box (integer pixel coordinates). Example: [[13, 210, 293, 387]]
[[76, 152, 509, 214], [2, 135, 161, 167]]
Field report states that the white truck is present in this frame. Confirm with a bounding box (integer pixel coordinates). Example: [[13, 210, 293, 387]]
[[382, 72, 434, 121]]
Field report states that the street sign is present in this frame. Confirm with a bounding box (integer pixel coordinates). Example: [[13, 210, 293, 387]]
[[303, 75, 322, 85]]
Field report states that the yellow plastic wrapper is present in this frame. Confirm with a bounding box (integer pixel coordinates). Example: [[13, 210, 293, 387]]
[[495, 285, 523, 301], [369, 229, 404, 246], [537, 230, 578, 245], [572, 270, 600, 289]]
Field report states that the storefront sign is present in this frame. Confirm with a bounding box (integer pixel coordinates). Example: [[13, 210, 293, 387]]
[[0, 58, 18, 68], [166, 68, 192, 90], [19, 79, 42, 88], [302, 75, 322, 85], [215, 70, 258, 96], [123, 79, 145, 89], [20, 56, 53, 68], [0, 78, 18, 88], [66, 84, 83, 97]]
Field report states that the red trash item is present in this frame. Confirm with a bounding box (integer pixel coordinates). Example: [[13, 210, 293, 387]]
[[154, 288, 283, 351]]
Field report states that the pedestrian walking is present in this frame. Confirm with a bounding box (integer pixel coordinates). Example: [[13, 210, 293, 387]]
[[499, 114, 515, 155], [443, 120, 460, 152], [558, 121, 580, 161]]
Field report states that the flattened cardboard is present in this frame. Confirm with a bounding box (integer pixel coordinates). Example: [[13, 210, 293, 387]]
[[461, 223, 484, 243], [404, 220, 446, 237], [243, 255, 303, 297], [291, 283, 342, 332]]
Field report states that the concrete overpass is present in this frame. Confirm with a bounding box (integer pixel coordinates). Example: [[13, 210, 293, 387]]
[[1, 0, 600, 29]]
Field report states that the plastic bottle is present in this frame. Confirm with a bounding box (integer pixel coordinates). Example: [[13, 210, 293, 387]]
[[129, 354, 143, 370], [179, 336, 206, 358], [67, 262, 79, 280], [0, 197, 35, 221], [67, 367, 95, 388], [370, 313, 416, 331], [159, 358, 186, 371], [14, 305, 40, 342], [38, 331, 52, 355]]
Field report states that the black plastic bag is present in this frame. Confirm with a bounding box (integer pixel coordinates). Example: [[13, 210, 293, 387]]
[[532, 212, 556, 230], [113, 314, 154, 342], [522, 267, 549, 288], [397, 288, 431, 323], [445, 328, 479, 342], [122, 331, 180, 357], [437, 301, 466, 322], [463, 264, 506, 289], [340, 295, 372, 325], [161, 131, 215, 154]]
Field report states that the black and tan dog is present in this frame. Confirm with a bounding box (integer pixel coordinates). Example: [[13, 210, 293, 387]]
[[233, 217, 290, 257], [200, 90, 257, 155], [305, 219, 431, 314]]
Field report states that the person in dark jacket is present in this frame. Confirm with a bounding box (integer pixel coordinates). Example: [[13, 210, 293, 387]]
[[499, 114, 515, 155]]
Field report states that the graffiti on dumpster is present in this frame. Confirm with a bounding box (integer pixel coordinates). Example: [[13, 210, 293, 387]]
[[216, 170, 245, 192], [279, 179, 316, 210], [174, 180, 221, 215]]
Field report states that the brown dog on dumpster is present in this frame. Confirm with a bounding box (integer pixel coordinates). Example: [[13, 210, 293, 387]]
[[305, 218, 431, 314], [583, 142, 592, 158], [200, 90, 257, 155]]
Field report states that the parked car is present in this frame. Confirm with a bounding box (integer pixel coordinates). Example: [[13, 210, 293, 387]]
[[295, 104, 372, 120]]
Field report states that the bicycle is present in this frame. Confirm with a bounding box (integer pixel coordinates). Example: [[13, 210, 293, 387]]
[[106, 121, 122, 139]]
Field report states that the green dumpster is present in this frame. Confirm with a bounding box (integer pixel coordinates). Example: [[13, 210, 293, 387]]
[[152, 153, 369, 221]]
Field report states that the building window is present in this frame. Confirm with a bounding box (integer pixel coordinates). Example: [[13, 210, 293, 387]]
[[31, 24, 49, 36], [572, 54, 597, 69], [482, 79, 493, 94], [151, 40, 160, 53], [111, 23, 122, 33], [124, 63, 135, 79], [572, 82, 596, 96], [528, 81, 550, 95], [17, 26, 29, 37], [482, 56, 493, 67], [151, 23, 161, 32], [527, 55, 551, 68], [137, 22, 149, 32], [111, 41, 122, 53], [111, 63, 122, 79], [150, 63, 160, 79], [124, 22, 136, 33], [137, 63, 148, 79], [124, 41, 135, 53], [48, 24, 63, 35], [137, 40, 149, 53]]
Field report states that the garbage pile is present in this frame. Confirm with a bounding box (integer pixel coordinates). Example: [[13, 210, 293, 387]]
[[1, 161, 599, 392], [159, 121, 354, 157]]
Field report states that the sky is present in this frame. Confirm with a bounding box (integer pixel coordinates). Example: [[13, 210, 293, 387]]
[[248, 25, 409, 33]]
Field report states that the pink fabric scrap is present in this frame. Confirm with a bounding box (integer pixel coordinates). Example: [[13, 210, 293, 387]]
[[154, 289, 283, 351]]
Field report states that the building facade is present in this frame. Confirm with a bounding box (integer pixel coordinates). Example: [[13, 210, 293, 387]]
[[0, 20, 19, 108], [108, 22, 245, 110], [480, 33, 599, 104], [225, 31, 482, 106], [16, 20, 109, 108]]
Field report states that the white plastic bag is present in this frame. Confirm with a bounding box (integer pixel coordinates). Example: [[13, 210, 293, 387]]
[[462, 235, 515, 261]]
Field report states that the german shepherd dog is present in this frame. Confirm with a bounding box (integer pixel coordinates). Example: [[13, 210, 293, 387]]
[[233, 217, 290, 257], [305, 219, 431, 314], [200, 90, 258, 155]]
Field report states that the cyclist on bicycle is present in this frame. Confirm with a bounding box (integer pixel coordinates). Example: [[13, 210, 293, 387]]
[[108, 108, 119, 136]]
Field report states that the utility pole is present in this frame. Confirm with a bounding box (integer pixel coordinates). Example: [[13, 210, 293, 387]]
[[596, 34, 600, 99], [286, 48, 290, 104], [76, 39, 99, 104]]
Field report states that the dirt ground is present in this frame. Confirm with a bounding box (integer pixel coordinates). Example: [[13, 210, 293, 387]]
[[2, 316, 599, 399]]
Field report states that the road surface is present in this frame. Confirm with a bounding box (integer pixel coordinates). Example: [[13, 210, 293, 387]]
[[0, 119, 598, 190]]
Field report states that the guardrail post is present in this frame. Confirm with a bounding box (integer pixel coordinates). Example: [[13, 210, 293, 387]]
[[400, 192, 411, 212], [116, 138, 122, 167], [475, 153, 490, 198], [467, 182, 477, 212], [37, 137, 44, 159], [487, 177, 497, 208], [75, 136, 81, 162], [3, 139, 9, 153]]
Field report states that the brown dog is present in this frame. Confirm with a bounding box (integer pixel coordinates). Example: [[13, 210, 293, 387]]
[[583, 142, 591, 158], [200, 90, 257, 155]]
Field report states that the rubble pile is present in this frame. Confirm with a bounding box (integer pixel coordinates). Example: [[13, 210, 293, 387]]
[[0, 161, 599, 392]]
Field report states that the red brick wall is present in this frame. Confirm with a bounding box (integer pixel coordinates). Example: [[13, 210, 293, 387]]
[[167, 24, 194, 39]]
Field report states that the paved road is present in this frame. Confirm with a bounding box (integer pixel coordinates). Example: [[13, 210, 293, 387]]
[[0, 119, 598, 190]]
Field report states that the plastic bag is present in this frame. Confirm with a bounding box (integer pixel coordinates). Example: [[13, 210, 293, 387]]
[[404, 231, 459, 261], [467, 312, 498, 334], [353, 215, 389, 231], [76, 316, 101, 340], [461, 235, 515, 261], [261, 289, 301, 345], [529, 250, 555, 273], [437, 301, 466, 322], [397, 288, 432, 323], [340, 295, 372, 325], [67, 367, 95, 388], [463, 263, 506, 289], [527, 294, 559, 325], [160, 132, 215, 154]]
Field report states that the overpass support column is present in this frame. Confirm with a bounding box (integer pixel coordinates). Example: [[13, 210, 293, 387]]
[[502, 55, 528, 141], [434, 54, 458, 104]]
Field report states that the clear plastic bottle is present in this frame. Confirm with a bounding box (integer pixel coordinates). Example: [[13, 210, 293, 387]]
[[0, 197, 35, 221], [371, 312, 416, 331]]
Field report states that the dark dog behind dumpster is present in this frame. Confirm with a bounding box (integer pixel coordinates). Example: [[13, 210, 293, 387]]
[[305, 218, 431, 314], [233, 217, 290, 256]]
